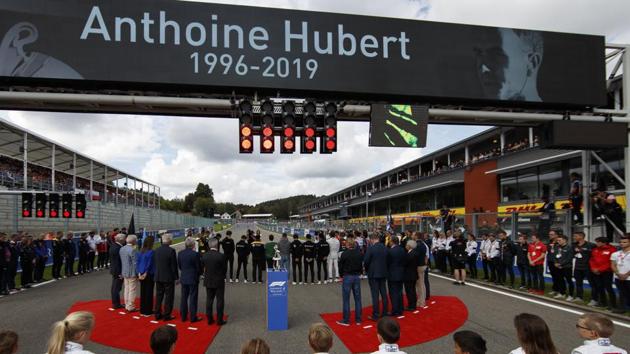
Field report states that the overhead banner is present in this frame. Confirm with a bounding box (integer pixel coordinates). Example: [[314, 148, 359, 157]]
[[0, 0, 606, 107]]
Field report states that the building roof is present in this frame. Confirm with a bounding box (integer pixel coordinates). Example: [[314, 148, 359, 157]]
[[242, 213, 273, 218]]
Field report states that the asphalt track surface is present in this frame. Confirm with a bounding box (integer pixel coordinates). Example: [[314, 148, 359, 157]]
[[1, 223, 629, 354]]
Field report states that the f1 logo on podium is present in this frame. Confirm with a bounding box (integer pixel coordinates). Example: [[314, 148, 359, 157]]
[[269, 281, 287, 288]]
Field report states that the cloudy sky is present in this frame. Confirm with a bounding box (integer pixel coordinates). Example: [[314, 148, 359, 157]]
[[2, 0, 629, 204]]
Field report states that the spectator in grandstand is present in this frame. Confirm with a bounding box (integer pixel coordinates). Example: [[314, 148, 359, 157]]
[[19, 236, 34, 289], [336, 237, 363, 326], [77, 233, 90, 275], [277, 233, 291, 272], [154, 233, 178, 321], [572, 313, 627, 354], [308, 323, 333, 353], [303, 234, 317, 284], [109, 233, 125, 309], [235, 235, 250, 283], [515, 234, 530, 290], [509, 313, 558, 354], [150, 325, 178, 354], [372, 317, 406, 354], [537, 196, 555, 241], [364, 233, 389, 321], [0, 330, 18, 354], [291, 234, 304, 285], [137, 235, 156, 316], [589, 237, 617, 309], [602, 195, 626, 242], [120, 234, 139, 312], [46, 311, 95, 354], [33, 233, 48, 282], [315, 232, 330, 284], [403, 239, 418, 311], [96, 232, 108, 269], [387, 236, 405, 315], [220, 231, 235, 282], [572, 232, 595, 304], [241, 338, 270, 354], [611, 235, 630, 314], [453, 330, 487, 354], [527, 233, 546, 295], [201, 238, 227, 325], [465, 234, 478, 279], [547, 230, 561, 297], [553, 235, 574, 301], [178, 237, 201, 323], [250, 235, 266, 284], [450, 232, 468, 285], [327, 232, 341, 283], [87, 231, 97, 272]]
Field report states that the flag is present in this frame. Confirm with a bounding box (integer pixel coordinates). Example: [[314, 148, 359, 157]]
[[128, 213, 136, 235]]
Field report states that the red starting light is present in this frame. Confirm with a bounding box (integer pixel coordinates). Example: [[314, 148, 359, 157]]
[[326, 128, 336, 138], [262, 139, 274, 150], [283, 127, 294, 137], [36, 210, 43, 217], [77, 211, 84, 218], [22, 210, 30, 217], [50, 210, 58, 218], [326, 140, 336, 150], [262, 127, 273, 137], [305, 140, 316, 150], [63, 210, 70, 218], [305, 127, 315, 138], [241, 126, 252, 137], [241, 139, 252, 150], [283, 140, 294, 150]]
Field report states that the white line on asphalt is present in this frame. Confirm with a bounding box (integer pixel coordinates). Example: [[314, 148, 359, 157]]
[[118, 312, 126, 315], [429, 273, 630, 329], [150, 320, 159, 324], [31, 279, 56, 288], [397, 316, 405, 319], [167, 324, 176, 327], [188, 327, 198, 331], [413, 310, 420, 314], [363, 325, 373, 329], [133, 316, 140, 320]]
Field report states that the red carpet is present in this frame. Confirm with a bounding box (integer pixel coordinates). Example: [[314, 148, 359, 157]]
[[68, 300, 224, 354], [320, 296, 468, 354]]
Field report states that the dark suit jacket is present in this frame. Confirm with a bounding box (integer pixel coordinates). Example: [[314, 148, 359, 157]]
[[404, 249, 419, 282], [363, 242, 388, 279], [202, 250, 226, 289], [178, 248, 201, 285], [387, 245, 406, 282], [416, 241, 428, 267], [109, 243, 122, 277], [153, 244, 179, 283]]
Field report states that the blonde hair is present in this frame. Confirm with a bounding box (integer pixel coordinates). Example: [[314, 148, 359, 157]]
[[309, 323, 333, 352], [580, 313, 615, 338], [46, 311, 94, 354]]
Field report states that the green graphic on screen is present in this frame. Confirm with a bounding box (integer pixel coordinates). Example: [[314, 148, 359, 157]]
[[370, 104, 428, 148]]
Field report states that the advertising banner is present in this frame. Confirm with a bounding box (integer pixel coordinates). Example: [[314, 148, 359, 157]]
[[0, 0, 606, 107]]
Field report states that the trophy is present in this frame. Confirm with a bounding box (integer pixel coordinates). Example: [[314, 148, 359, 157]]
[[272, 245, 282, 270]]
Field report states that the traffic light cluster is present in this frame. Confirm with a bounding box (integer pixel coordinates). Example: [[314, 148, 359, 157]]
[[238, 99, 338, 154], [22, 192, 86, 219]]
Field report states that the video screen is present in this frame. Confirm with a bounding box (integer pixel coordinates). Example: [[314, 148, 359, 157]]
[[369, 105, 428, 148]]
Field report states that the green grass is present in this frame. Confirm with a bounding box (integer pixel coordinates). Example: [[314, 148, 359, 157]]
[[213, 223, 232, 232]]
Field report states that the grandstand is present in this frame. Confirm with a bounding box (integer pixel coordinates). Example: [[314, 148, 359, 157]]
[[298, 125, 626, 241], [0, 116, 212, 233]]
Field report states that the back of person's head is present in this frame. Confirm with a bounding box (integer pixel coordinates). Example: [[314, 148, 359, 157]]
[[142, 235, 155, 252], [150, 325, 178, 354], [46, 311, 95, 354], [579, 313, 615, 338], [513, 313, 557, 354], [453, 330, 487, 354], [269, 235, 274, 241], [0, 330, 18, 354], [241, 338, 270, 354], [376, 317, 400, 344], [595, 236, 609, 245], [308, 323, 333, 353]]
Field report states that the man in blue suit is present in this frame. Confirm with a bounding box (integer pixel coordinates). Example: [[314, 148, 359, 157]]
[[387, 236, 406, 316], [364, 233, 388, 320], [178, 237, 201, 323]]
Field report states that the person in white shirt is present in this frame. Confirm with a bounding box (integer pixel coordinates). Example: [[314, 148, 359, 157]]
[[465, 234, 479, 279], [509, 313, 558, 354], [445, 231, 455, 274], [611, 235, 630, 314], [479, 234, 491, 280], [572, 313, 627, 354], [308, 322, 334, 354], [327, 232, 341, 283], [487, 234, 501, 283], [433, 232, 448, 273], [371, 317, 406, 354], [46, 311, 95, 354]]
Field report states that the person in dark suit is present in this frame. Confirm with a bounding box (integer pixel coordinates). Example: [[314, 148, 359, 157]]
[[201, 238, 227, 326], [178, 237, 201, 323], [387, 236, 406, 316], [63, 232, 76, 277], [403, 240, 419, 311], [153, 233, 179, 321], [109, 233, 125, 309], [364, 233, 389, 320]]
